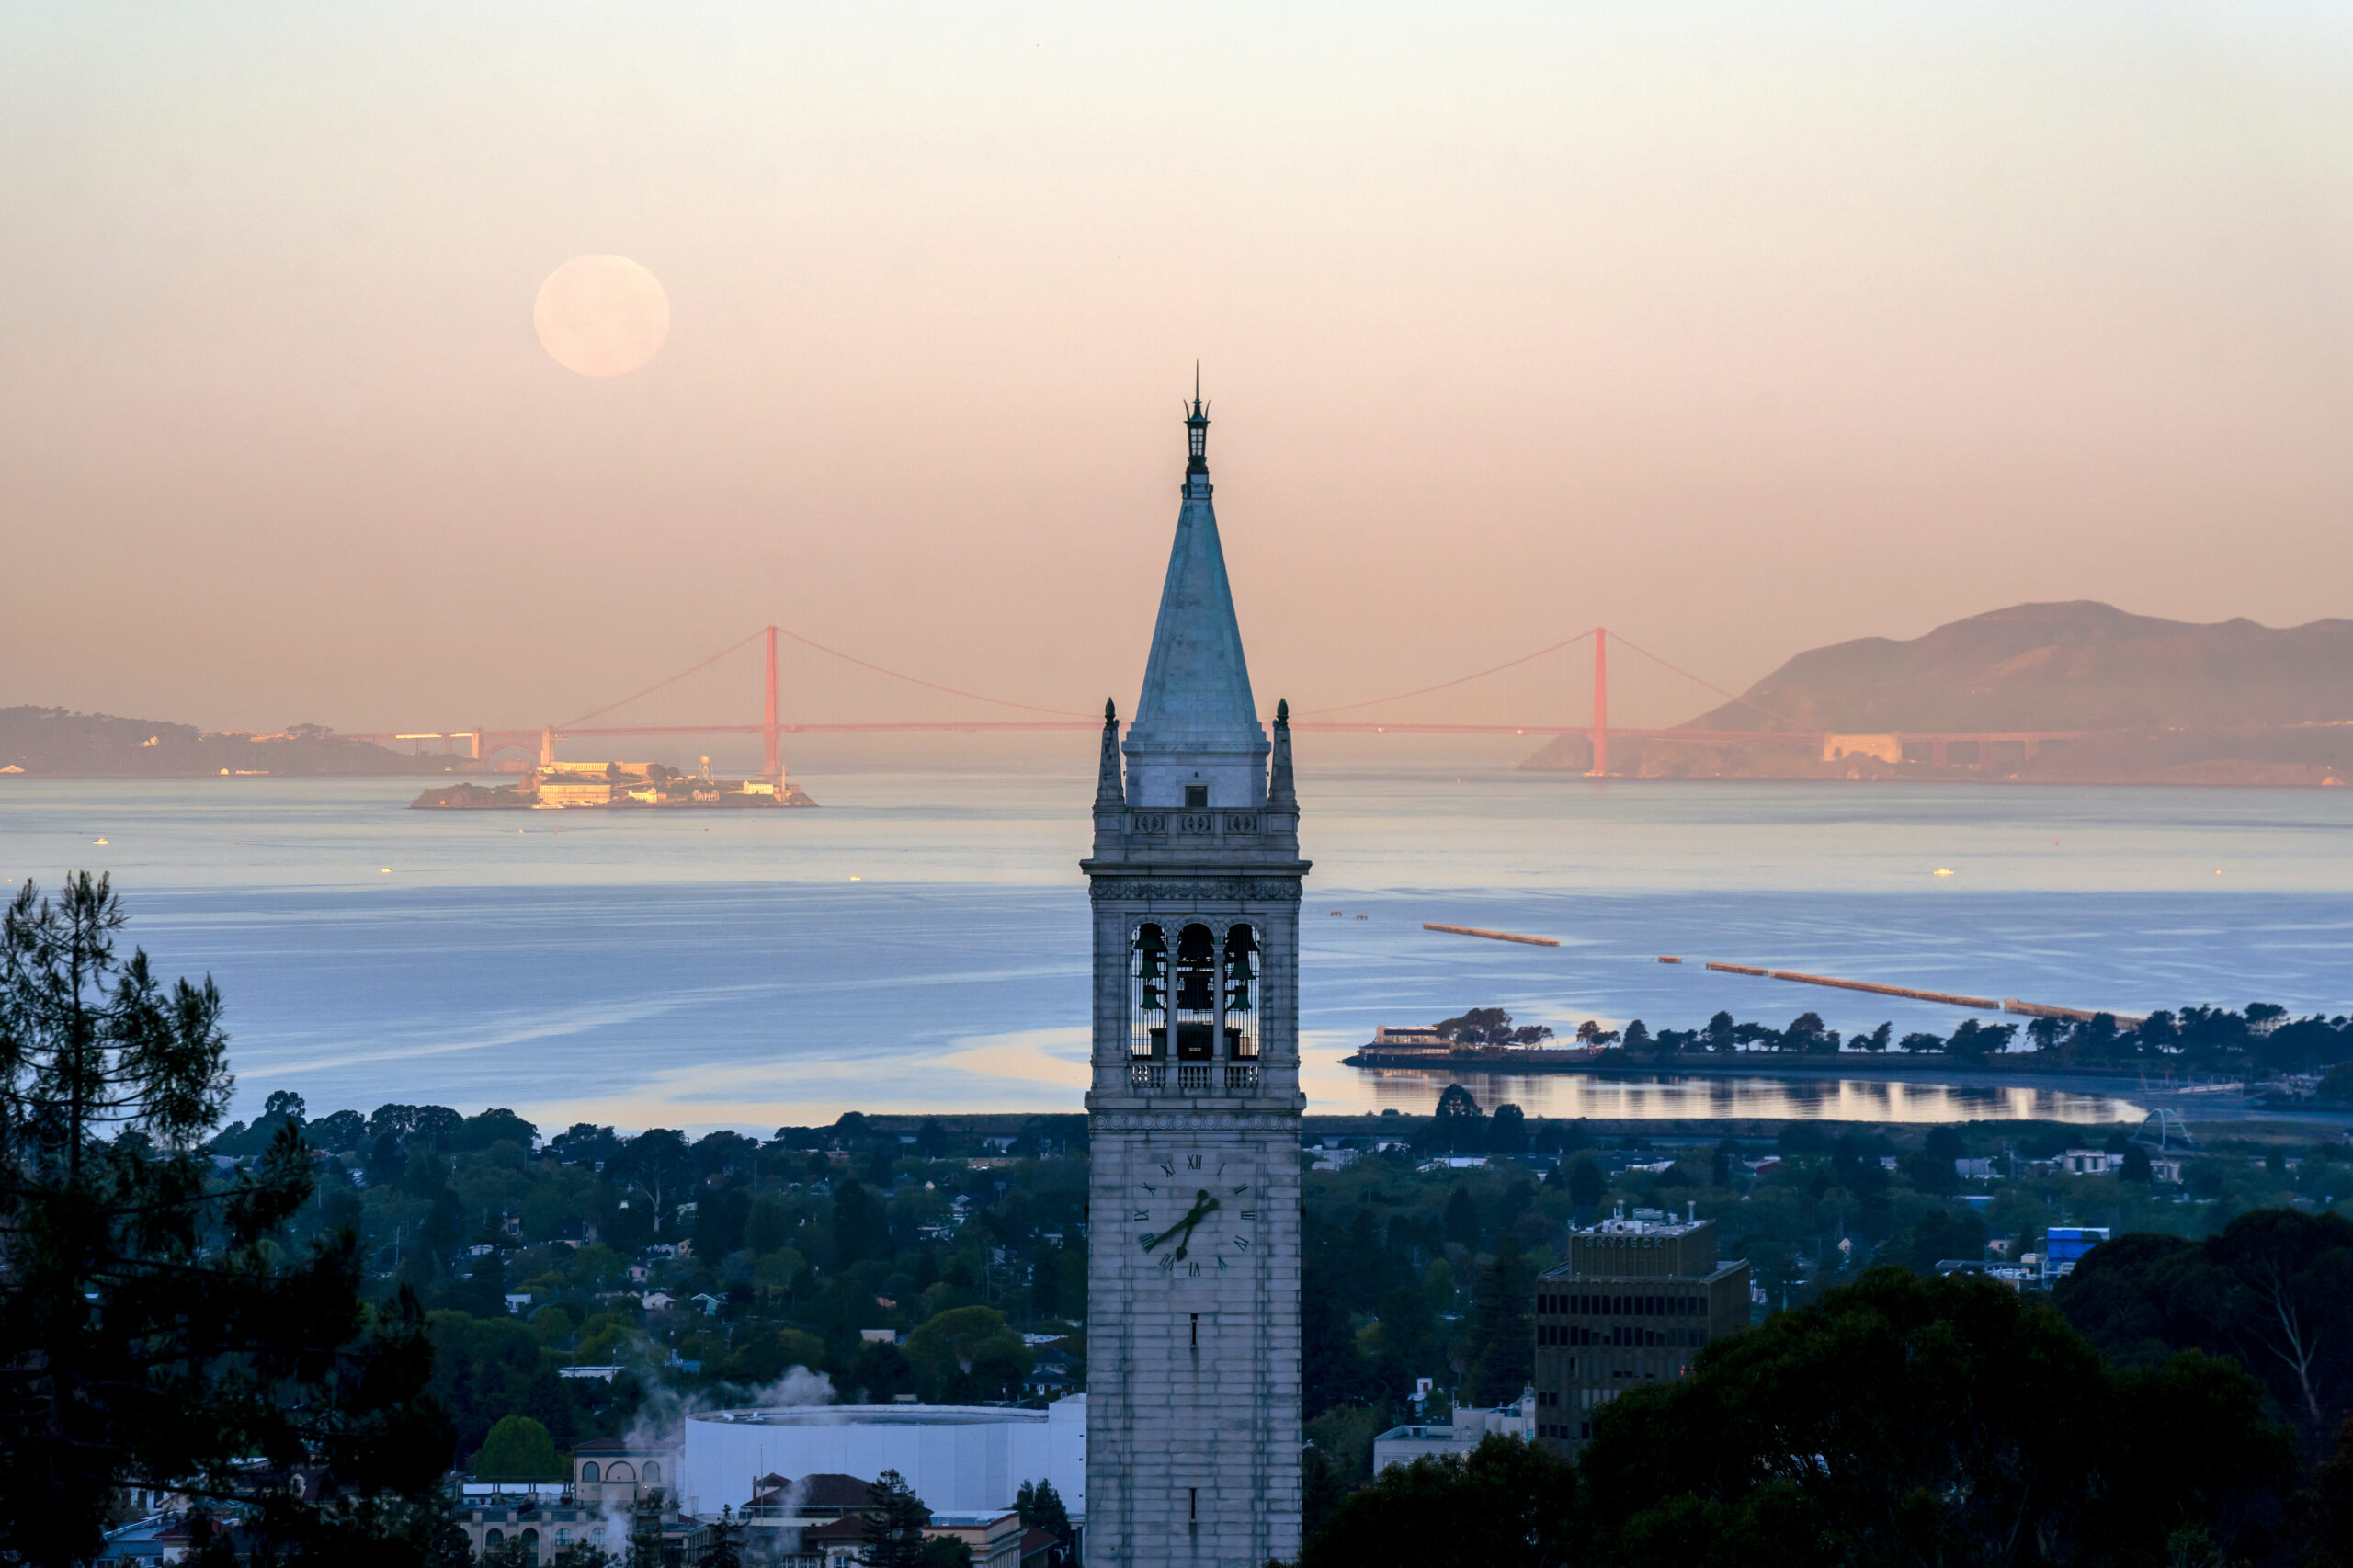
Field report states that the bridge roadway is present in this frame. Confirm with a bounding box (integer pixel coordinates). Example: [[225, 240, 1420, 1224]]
[[350, 722, 2089, 766]]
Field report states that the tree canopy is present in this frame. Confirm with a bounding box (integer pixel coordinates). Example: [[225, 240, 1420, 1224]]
[[2058, 1208, 2353, 1446], [472, 1414, 563, 1480], [1578, 1267, 2299, 1566], [1300, 1434, 1577, 1568]]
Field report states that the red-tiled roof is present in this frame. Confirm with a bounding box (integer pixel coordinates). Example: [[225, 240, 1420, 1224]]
[[801, 1473, 876, 1509]]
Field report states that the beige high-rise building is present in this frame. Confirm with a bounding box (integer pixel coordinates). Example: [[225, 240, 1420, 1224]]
[[1083, 392, 1306, 1567], [1532, 1208, 1751, 1454]]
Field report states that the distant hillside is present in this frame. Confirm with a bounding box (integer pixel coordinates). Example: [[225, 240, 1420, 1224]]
[[1522, 603, 2353, 785], [0, 707, 460, 778], [1685, 602, 2353, 733]]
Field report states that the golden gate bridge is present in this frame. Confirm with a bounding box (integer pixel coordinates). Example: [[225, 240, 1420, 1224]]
[[353, 624, 2083, 777]]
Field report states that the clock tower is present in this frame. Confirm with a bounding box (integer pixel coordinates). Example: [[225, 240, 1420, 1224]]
[[1083, 388, 1306, 1567]]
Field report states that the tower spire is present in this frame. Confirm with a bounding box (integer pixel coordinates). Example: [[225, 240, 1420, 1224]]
[[1125, 377, 1266, 810]]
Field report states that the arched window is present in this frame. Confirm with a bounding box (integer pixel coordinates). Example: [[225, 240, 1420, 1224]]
[[642, 1461, 662, 1483], [520, 1528, 540, 1565], [580, 1461, 599, 1483], [607, 1461, 635, 1483], [1131, 924, 1166, 1058], [485, 1530, 505, 1550], [1222, 924, 1258, 1059], [1173, 924, 1217, 1060]]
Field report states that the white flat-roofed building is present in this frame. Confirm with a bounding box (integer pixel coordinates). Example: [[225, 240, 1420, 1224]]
[[681, 1397, 1085, 1521], [1371, 1387, 1537, 1473]]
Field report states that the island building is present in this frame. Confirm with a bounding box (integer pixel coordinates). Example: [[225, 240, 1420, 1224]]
[[1531, 1205, 1750, 1454], [1083, 387, 1307, 1566]]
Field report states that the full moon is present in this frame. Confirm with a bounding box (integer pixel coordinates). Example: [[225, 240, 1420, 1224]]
[[533, 255, 670, 378]]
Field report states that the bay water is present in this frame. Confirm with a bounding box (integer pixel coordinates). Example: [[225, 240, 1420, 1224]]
[[6, 768, 2350, 1131]]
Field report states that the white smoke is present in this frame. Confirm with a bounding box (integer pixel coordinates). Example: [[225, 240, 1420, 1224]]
[[588, 1363, 837, 1543], [745, 1366, 835, 1411]]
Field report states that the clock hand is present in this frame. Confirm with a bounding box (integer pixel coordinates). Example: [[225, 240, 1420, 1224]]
[[1142, 1191, 1221, 1254], [1142, 1208, 1199, 1254], [1170, 1192, 1222, 1259]]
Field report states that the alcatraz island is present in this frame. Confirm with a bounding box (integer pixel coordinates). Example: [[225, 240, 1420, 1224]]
[[410, 757, 815, 811]]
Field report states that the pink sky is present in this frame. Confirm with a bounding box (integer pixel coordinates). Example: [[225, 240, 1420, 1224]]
[[4, 4, 2351, 737]]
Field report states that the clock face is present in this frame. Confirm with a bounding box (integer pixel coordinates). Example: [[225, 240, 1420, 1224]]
[[1131, 1152, 1257, 1280]]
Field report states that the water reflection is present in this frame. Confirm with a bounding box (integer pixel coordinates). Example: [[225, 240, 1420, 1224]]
[[1333, 1068, 2142, 1125]]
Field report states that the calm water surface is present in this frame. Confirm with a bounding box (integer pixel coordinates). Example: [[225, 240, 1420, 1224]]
[[5, 768, 2349, 1130]]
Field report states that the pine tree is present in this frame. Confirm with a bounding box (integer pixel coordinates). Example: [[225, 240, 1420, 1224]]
[[703, 1506, 745, 1568], [1016, 1477, 1077, 1566], [1429, 1085, 1485, 1153], [857, 1469, 934, 1567], [1566, 1153, 1604, 1213], [0, 874, 447, 1564], [1460, 1239, 1534, 1406]]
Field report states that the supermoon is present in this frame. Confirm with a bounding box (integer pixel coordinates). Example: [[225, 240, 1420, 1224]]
[[533, 255, 670, 377]]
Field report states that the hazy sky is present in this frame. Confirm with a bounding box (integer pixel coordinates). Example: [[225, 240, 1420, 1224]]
[[6, 3, 2351, 735]]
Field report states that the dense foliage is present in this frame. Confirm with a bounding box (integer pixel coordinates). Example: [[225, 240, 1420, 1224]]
[[1600, 1000, 2353, 1074], [1300, 1433, 1576, 1568], [1434, 1007, 1553, 1047], [0, 876, 447, 1564], [1582, 1268, 2298, 1565], [1308, 1269, 2336, 1566], [211, 1094, 1091, 1468], [2058, 1209, 2353, 1446]]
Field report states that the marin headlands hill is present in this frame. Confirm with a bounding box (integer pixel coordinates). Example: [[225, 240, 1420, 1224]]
[[9, 6, 2353, 1568]]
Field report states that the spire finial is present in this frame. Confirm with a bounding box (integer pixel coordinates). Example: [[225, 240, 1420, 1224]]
[[1184, 368, 1210, 477], [1268, 697, 1297, 811], [1096, 698, 1125, 807]]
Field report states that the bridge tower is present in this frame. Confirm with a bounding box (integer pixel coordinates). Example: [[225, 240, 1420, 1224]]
[[1588, 626, 1608, 777], [764, 624, 781, 783], [1083, 388, 1307, 1567]]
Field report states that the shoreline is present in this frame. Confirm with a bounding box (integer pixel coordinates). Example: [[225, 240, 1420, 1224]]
[[1342, 1051, 2177, 1083], [1337, 1054, 2353, 1127]]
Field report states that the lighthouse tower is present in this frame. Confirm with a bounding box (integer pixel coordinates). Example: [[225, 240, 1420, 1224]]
[[1082, 389, 1307, 1567]]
